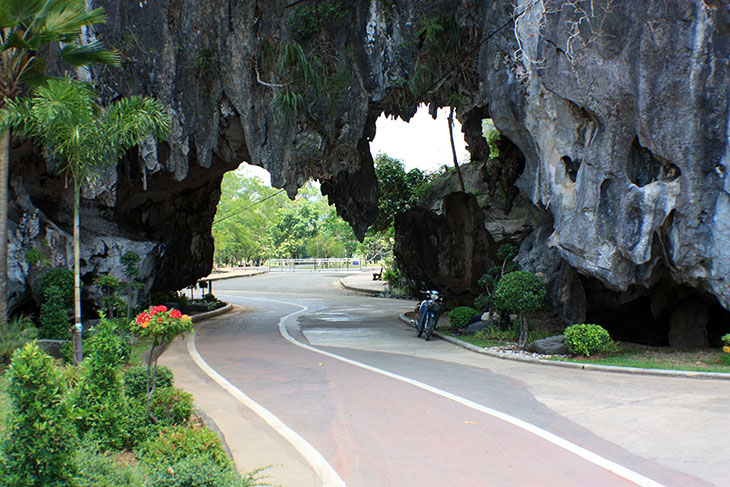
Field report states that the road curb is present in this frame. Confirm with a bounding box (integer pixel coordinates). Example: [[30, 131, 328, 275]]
[[191, 303, 234, 323], [200, 271, 268, 283], [338, 279, 383, 296], [398, 313, 730, 381]]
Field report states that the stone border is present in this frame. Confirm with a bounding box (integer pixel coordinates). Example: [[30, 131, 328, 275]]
[[398, 314, 730, 381], [190, 303, 234, 323], [200, 271, 268, 283], [338, 278, 383, 296]]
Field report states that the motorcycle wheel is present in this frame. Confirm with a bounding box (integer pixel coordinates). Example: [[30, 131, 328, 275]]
[[424, 315, 435, 341]]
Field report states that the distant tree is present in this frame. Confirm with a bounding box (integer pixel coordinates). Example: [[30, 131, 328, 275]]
[[372, 153, 430, 234], [0, 78, 169, 364]]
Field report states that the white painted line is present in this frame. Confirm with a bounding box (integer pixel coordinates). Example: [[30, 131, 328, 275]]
[[272, 300, 666, 487], [186, 307, 347, 487]]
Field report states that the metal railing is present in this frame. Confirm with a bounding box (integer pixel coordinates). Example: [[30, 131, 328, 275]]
[[267, 258, 375, 272]]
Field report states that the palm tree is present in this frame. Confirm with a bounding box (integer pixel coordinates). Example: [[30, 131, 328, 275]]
[[0, 0, 119, 323], [0, 77, 170, 363]]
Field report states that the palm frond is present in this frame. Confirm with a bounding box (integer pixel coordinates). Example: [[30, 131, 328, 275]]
[[1, 30, 33, 51], [60, 40, 120, 67], [40, 4, 107, 36]]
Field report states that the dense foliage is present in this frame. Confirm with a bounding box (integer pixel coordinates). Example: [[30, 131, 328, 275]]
[[448, 306, 479, 329], [3, 343, 78, 486], [493, 271, 546, 347], [213, 167, 379, 264], [564, 324, 613, 356]]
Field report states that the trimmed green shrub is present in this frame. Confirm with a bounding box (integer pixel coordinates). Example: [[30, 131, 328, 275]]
[[448, 306, 479, 329], [3, 342, 78, 487], [73, 318, 128, 448], [150, 386, 193, 425], [719, 354, 730, 366], [138, 425, 231, 469], [493, 271, 546, 347], [39, 267, 74, 304], [493, 271, 546, 315], [124, 364, 174, 398], [564, 324, 613, 356], [38, 284, 71, 339]]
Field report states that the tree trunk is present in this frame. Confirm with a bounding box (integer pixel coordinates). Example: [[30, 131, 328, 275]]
[[447, 107, 466, 193], [0, 131, 8, 324], [72, 181, 83, 365]]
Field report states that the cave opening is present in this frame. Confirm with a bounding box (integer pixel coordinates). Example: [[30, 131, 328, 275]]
[[368, 104, 470, 174], [582, 275, 730, 348]]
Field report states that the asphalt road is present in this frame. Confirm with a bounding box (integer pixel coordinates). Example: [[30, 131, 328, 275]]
[[192, 272, 728, 487]]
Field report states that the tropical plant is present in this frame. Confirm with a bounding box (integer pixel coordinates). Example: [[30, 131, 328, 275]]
[[0, 313, 37, 363], [3, 342, 78, 487], [492, 270, 546, 347], [129, 305, 193, 422], [0, 77, 170, 363], [0, 0, 119, 324]]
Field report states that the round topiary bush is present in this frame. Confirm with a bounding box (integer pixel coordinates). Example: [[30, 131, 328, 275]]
[[448, 306, 479, 329], [564, 323, 612, 356], [492, 271, 546, 316]]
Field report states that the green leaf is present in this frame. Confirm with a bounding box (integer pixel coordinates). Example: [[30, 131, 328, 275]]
[[60, 40, 120, 67]]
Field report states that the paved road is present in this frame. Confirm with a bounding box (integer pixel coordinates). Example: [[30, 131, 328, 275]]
[[187, 272, 728, 487]]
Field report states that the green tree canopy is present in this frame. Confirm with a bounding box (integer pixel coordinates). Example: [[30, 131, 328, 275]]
[[371, 153, 430, 234]]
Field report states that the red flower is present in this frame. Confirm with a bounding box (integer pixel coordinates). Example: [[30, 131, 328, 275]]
[[170, 309, 182, 319], [150, 305, 168, 315], [157, 316, 164, 323]]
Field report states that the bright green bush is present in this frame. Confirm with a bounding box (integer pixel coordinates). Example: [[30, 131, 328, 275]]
[[124, 364, 174, 398], [564, 324, 613, 356], [448, 306, 479, 328], [138, 425, 231, 469], [74, 318, 128, 448], [3, 342, 78, 487]]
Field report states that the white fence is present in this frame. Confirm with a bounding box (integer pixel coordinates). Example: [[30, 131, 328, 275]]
[[267, 258, 376, 272]]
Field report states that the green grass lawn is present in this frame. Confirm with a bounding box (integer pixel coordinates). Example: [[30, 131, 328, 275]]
[[440, 327, 730, 374], [546, 349, 730, 373]]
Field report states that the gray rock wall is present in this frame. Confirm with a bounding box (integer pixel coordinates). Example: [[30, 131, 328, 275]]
[[7, 1, 730, 335]]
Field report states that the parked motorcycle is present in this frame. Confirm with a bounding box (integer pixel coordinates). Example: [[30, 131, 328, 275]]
[[414, 290, 442, 341]]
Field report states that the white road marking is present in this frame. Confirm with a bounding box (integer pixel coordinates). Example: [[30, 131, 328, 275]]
[[186, 306, 346, 487], [273, 300, 667, 487], [197, 295, 667, 487]]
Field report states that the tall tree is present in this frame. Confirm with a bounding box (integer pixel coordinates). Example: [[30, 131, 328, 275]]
[[0, 78, 169, 363], [0, 0, 119, 323]]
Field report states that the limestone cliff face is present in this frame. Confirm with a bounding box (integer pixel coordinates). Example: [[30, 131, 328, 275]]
[[7, 1, 730, 342]]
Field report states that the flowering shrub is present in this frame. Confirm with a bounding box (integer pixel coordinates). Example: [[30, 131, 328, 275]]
[[129, 305, 192, 342], [722, 333, 730, 354], [130, 305, 193, 423]]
